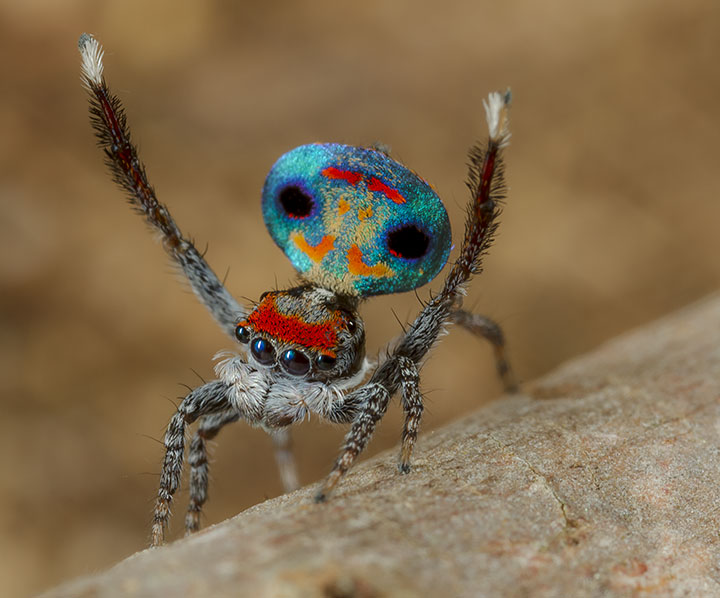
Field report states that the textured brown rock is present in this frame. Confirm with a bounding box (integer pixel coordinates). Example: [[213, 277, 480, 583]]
[[41, 295, 720, 597]]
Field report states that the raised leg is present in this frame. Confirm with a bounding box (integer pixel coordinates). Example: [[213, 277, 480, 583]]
[[185, 410, 241, 536], [450, 309, 518, 392], [316, 91, 512, 500], [397, 356, 423, 473], [78, 34, 245, 338], [315, 383, 391, 502], [152, 380, 231, 547], [271, 428, 300, 493]]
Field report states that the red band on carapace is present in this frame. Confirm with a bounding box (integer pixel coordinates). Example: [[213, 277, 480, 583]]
[[321, 167, 363, 186], [247, 296, 339, 354]]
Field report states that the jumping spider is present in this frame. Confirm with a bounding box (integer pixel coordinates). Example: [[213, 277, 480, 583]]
[[78, 34, 515, 547]]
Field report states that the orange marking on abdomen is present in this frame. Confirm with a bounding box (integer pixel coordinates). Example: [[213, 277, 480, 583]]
[[347, 244, 393, 278], [338, 198, 351, 215], [368, 177, 406, 204], [293, 233, 335, 262], [322, 167, 363, 186], [358, 206, 373, 220]]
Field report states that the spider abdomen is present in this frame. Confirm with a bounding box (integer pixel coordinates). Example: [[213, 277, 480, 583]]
[[262, 144, 452, 297]]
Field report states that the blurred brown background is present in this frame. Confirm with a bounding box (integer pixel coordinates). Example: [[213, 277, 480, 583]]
[[1, 0, 718, 595]]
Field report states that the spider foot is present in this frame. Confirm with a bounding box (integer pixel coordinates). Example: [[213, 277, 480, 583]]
[[150, 521, 165, 548], [315, 467, 345, 503], [493, 345, 519, 393], [185, 509, 201, 536]]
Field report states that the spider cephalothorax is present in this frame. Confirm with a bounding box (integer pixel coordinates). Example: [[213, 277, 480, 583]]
[[236, 285, 366, 384], [78, 33, 515, 547]]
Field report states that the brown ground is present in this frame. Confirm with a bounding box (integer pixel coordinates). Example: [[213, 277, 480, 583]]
[[1, 1, 718, 596]]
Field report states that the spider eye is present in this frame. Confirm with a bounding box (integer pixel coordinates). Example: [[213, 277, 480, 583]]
[[279, 185, 314, 219], [316, 354, 337, 371], [338, 309, 357, 333], [387, 225, 430, 259], [235, 325, 251, 344], [251, 338, 275, 365], [280, 349, 310, 376]]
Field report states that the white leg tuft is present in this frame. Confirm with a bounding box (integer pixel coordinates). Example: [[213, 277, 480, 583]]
[[483, 89, 512, 147], [78, 33, 105, 88]]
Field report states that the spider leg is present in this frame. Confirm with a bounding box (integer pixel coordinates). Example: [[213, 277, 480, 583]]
[[450, 309, 518, 392], [315, 383, 391, 502], [397, 356, 423, 474], [271, 428, 300, 493], [317, 357, 425, 497], [317, 92, 512, 500], [78, 34, 244, 338], [152, 380, 232, 547], [185, 409, 241, 536]]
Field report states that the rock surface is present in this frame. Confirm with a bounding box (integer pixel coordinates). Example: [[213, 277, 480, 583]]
[[41, 295, 720, 597]]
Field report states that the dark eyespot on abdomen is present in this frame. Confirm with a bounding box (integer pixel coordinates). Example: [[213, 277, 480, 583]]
[[279, 185, 314, 219], [387, 225, 430, 260]]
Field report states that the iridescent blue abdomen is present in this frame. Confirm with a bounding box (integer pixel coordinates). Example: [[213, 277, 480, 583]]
[[262, 143, 451, 297]]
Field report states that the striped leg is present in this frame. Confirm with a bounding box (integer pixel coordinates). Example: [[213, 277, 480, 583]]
[[450, 309, 517, 392], [151, 381, 231, 547], [185, 410, 241, 536], [397, 357, 423, 474]]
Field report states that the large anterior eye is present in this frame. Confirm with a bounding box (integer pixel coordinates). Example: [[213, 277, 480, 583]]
[[279, 185, 314, 219], [316, 354, 337, 371], [387, 225, 430, 259], [251, 338, 276, 365], [280, 349, 310, 376]]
